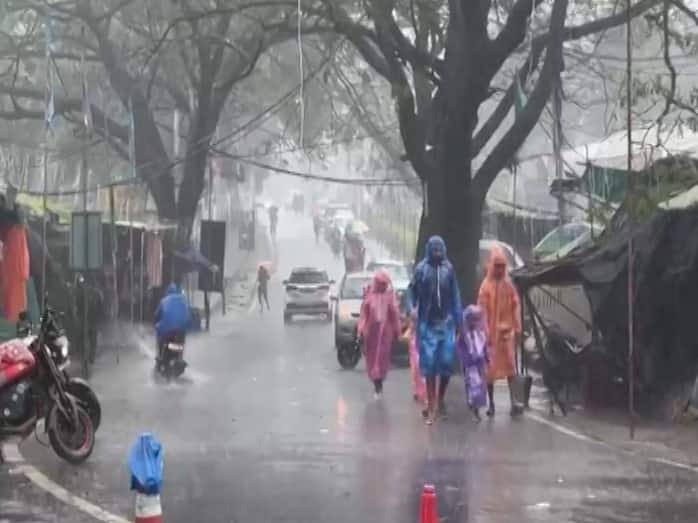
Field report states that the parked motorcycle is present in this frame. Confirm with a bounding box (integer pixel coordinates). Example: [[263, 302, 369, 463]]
[[337, 329, 362, 370], [17, 309, 101, 431], [1, 307, 96, 464], [156, 332, 187, 379]]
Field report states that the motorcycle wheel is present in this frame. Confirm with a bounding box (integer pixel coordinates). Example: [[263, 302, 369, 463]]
[[65, 379, 101, 432], [337, 345, 361, 369], [47, 404, 95, 464]]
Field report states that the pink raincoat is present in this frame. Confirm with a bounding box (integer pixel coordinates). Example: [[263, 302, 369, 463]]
[[358, 271, 401, 382]]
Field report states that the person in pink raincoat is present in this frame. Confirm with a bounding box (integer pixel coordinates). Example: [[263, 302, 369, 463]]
[[358, 271, 401, 398]]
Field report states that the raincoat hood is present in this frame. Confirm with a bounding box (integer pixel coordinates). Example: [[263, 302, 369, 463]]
[[486, 246, 509, 280], [371, 270, 391, 293], [464, 304, 483, 323], [424, 236, 447, 264], [166, 283, 180, 295]]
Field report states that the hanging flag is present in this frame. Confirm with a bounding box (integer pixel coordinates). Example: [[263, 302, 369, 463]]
[[514, 74, 527, 117], [80, 45, 92, 130], [128, 97, 136, 178], [44, 18, 55, 130]]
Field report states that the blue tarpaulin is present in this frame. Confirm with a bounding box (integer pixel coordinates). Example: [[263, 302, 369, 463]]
[[128, 433, 163, 495]]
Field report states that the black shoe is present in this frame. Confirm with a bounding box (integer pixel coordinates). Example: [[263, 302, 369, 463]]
[[438, 403, 448, 419], [486, 405, 495, 418], [510, 405, 524, 417]]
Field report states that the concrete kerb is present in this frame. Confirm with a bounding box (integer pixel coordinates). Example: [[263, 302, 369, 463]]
[[525, 383, 698, 473]]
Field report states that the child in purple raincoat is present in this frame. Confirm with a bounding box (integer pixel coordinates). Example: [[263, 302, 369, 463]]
[[457, 305, 489, 421]]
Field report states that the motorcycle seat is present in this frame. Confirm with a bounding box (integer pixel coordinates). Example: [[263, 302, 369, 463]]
[[0, 340, 35, 382]]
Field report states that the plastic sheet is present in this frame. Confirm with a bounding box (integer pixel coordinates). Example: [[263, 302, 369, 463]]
[[128, 433, 163, 495]]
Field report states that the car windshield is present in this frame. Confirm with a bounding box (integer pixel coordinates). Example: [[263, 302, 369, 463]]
[[289, 270, 328, 284], [341, 277, 371, 299], [367, 263, 409, 281], [534, 224, 590, 258]]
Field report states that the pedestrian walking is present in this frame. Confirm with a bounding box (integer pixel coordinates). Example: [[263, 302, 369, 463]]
[[477, 247, 522, 417], [257, 263, 271, 311], [408, 235, 462, 425], [457, 305, 489, 421], [358, 271, 401, 399]]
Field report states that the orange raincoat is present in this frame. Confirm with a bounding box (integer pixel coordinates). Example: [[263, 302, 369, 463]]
[[0, 224, 29, 322], [477, 247, 521, 383]]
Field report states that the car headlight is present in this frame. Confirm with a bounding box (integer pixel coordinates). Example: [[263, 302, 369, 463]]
[[55, 335, 69, 358], [337, 303, 353, 321]]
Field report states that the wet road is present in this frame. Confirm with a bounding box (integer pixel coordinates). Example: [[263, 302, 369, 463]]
[[14, 215, 698, 523]]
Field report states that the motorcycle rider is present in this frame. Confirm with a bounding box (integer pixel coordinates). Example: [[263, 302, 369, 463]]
[[154, 282, 191, 363], [343, 225, 366, 273]]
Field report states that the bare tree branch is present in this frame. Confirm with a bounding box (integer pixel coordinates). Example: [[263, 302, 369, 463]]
[[474, 0, 569, 199]]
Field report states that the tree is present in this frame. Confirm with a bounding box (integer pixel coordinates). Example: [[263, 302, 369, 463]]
[[308, 0, 679, 299], [0, 0, 323, 243]]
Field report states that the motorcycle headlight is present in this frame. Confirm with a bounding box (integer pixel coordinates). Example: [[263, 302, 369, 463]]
[[55, 335, 69, 358]]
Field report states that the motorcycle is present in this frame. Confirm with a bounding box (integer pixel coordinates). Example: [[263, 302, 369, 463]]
[[337, 328, 362, 370], [1, 306, 96, 464], [156, 332, 187, 379], [17, 309, 101, 432]]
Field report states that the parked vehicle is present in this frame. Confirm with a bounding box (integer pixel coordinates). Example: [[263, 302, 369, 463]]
[[16, 309, 101, 431], [532, 222, 602, 261], [283, 267, 334, 323], [333, 272, 373, 354], [1, 305, 96, 464], [156, 332, 187, 379]]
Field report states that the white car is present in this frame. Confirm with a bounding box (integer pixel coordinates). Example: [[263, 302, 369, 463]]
[[283, 267, 334, 323], [365, 259, 411, 311]]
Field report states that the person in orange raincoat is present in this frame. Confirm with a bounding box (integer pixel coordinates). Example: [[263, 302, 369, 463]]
[[477, 247, 521, 417]]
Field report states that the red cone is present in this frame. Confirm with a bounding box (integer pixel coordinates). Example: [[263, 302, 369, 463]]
[[419, 484, 438, 523], [134, 492, 162, 523]]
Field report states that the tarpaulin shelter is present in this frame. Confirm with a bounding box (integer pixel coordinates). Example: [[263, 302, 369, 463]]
[[513, 189, 698, 400]]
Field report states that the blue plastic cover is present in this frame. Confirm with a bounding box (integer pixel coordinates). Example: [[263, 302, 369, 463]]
[[128, 433, 163, 495]]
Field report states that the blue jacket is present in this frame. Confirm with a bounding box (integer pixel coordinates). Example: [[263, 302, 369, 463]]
[[155, 284, 191, 338], [408, 236, 462, 325]]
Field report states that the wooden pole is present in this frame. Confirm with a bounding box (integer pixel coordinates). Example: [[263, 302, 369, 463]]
[[626, 0, 636, 440], [41, 146, 48, 310]]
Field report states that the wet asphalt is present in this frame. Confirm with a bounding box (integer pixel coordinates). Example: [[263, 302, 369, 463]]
[[9, 215, 698, 523]]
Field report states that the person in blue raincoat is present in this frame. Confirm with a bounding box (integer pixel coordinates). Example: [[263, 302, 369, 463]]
[[154, 283, 191, 352], [408, 236, 462, 425]]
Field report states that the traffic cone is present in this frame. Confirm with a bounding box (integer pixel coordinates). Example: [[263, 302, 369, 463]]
[[134, 492, 162, 523], [419, 484, 438, 523]]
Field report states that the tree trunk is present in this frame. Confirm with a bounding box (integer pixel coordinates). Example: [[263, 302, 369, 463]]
[[416, 168, 482, 304], [415, 96, 484, 304]]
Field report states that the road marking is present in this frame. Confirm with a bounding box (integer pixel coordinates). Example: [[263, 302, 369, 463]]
[[525, 411, 597, 444], [1, 443, 130, 523], [526, 411, 698, 474], [649, 456, 698, 472]]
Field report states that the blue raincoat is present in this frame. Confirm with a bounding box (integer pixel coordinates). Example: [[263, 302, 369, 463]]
[[408, 236, 462, 377], [128, 433, 163, 495], [154, 284, 191, 340]]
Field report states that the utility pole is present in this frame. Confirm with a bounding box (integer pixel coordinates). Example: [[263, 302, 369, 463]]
[[626, 0, 636, 440], [81, 131, 89, 379]]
